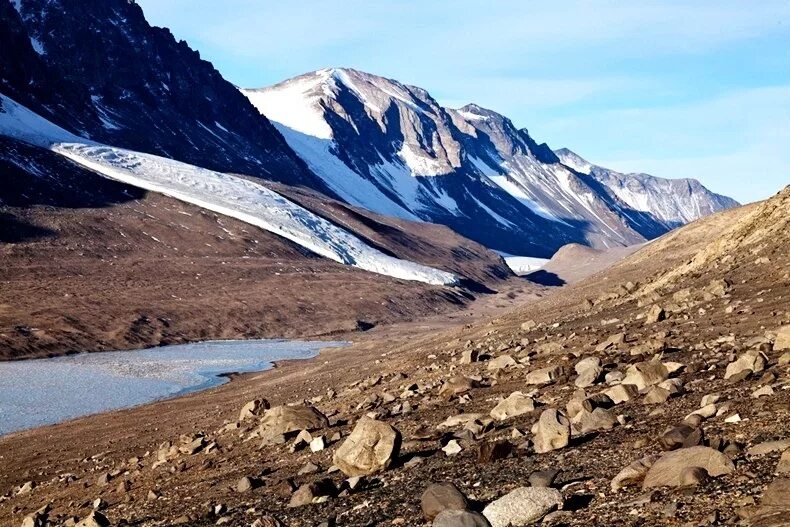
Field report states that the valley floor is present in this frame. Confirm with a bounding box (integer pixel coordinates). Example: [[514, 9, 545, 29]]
[[1, 191, 788, 527]]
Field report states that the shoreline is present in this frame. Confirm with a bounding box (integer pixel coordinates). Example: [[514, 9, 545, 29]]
[[0, 339, 349, 438]]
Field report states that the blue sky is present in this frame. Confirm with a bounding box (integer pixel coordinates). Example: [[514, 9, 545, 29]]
[[137, 0, 790, 204]]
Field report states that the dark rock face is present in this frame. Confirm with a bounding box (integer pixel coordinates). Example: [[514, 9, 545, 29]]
[[3, 0, 323, 190]]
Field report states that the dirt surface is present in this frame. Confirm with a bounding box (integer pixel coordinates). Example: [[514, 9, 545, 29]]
[[1, 188, 788, 527]]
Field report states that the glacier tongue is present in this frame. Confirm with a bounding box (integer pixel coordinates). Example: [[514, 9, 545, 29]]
[[53, 144, 458, 286], [1, 93, 458, 286]]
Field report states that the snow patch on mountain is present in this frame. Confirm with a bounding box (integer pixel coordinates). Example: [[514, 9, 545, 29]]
[[244, 76, 333, 140]]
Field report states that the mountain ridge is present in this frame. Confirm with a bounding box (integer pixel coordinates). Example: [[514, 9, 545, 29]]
[[244, 67, 737, 256]]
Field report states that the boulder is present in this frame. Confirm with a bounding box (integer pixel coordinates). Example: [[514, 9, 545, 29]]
[[643, 446, 735, 488], [460, 349, 479, 364], [438, 376, 475, 398], [570, 407, 617, 435], [521, 320, 537, 331], [333, 416, 400, 476], [525, 365, 564, 385], [288, 483, 320, 507], [574, 357, 602, 388], [433, 509, 491, 527], [775, 325, 790, 350], [604, 384, 639, 404], [644, 305, 666, 324], [724, 350, 767, 380], [239, 399, 269, 421], [258, 404, 328, 439], [531, 409, 570, 454], [421, 482, 468, 520], [487, 355, 517, 371], [490, 392, 535, 421], [482, 487, 563, 527], [621, 361, 669, 391], [659, 424, 703, 451]]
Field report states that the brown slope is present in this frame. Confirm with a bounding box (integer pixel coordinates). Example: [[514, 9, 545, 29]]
[[0, 139, 515, 361]]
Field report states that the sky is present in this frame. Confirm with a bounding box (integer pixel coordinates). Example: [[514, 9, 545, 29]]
[[136, 0, 790, 204]]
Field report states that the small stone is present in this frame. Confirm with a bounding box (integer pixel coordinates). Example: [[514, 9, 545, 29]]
[[421, 482, 468, 520], [288, 483, 320, 507], [574, 357, 603, 387], [482, 487, 563, 527], [645, 305, 666, 324], [442, 440, 463, 456], [310, 436, 326, 452], [777, 450, 790, 475], [236, 476, 257, 493], [752, 386, 774, 398]]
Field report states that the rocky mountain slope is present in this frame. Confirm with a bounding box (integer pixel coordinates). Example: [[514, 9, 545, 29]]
[[3, 0, 323, 189], [243, 68, 737, 255], [555, 148, 739, 228], [2, 188, 786, 527]]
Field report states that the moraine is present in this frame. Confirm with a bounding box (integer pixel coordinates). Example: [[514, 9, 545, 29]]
[[0, 339, 347, 436]]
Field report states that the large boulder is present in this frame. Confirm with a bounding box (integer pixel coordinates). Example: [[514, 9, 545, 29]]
[[333, 417, 401, 476], [490, 392, 535, 421], [421, 482, 468, 520], [621, 361, 669, 391], [531, 409, 570, 454], [482, 487, 563, 527], [643, 446, 735, 489], [724, 350, 767, 380], [258, 404, 328, 439], [570, 407, 617, 435], [574, 357, 602, 388]]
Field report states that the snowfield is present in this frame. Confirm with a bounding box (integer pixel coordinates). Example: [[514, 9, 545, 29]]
[[0, 93, 458, 286], [496, 253, 549, 274]]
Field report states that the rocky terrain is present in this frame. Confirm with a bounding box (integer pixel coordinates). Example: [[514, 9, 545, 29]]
[[2, 188, 786, 527]]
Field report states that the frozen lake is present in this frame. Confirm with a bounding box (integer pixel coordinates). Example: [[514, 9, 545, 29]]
[[0, 339, 346, 436]]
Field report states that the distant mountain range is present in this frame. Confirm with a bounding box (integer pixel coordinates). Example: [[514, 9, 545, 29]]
[[2, 0, 738, 271], [243, 68, 737, 256]]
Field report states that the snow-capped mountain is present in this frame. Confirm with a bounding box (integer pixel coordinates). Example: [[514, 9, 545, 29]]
[[555, 148, 739, 228], [0, 91, 458, 285], [244, 68, 737, 255], [3, 0, 323, 190]]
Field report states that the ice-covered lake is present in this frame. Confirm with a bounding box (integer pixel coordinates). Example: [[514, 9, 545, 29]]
[[0, 339, 346, 436]]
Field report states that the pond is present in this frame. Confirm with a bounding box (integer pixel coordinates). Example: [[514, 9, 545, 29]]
[[0, 339, 346, 436]]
